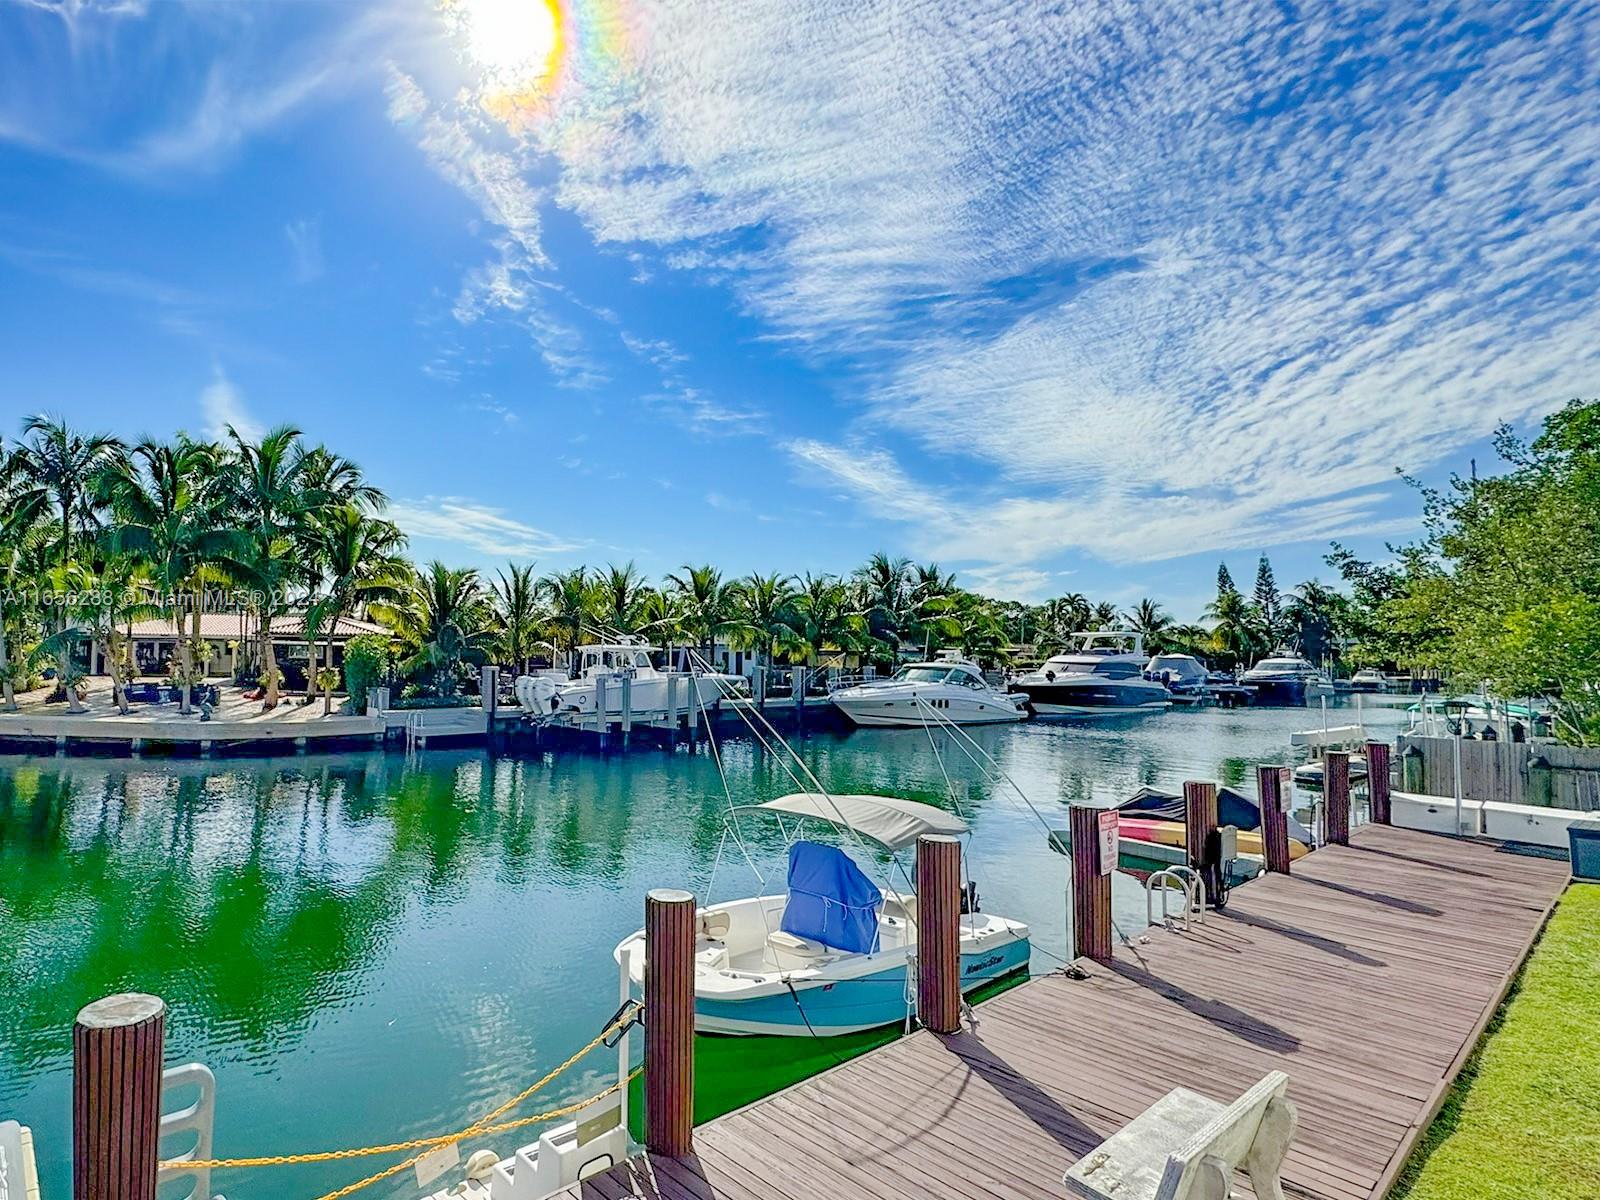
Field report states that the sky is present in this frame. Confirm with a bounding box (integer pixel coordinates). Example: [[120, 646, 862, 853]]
[[1, 0, 1596, 621]]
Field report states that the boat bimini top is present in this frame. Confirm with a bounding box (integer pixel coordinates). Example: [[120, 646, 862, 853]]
[[730, 792, 968, 852]]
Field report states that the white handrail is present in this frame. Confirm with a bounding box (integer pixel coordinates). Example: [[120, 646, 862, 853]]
[[158, 1062, 217, 1200], [1145, 866, 1206, 930]]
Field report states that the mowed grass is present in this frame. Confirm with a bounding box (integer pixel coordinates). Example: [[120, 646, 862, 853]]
[[1391, 882, 1600, 1200]]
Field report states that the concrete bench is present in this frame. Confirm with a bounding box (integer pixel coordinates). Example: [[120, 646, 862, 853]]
[[1065, 1071, 1296, 1200]]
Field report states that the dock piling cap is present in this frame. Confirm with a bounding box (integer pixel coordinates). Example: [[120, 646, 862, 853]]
[[76, 992, 166, 1028], [647, 888, 695, 905]]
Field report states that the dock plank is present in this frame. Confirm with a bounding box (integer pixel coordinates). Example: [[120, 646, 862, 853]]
[[559, 825, 1569, 1200]]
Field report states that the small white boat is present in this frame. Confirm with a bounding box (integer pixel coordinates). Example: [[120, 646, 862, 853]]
[[614, 792, 1030, 1036], [515, 640, 745, 717], [1348, 668, 1387, 692], [829, 651, 1027, 727]]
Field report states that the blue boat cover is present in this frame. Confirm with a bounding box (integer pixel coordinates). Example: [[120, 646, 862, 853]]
[[781, 841, 883, 954]]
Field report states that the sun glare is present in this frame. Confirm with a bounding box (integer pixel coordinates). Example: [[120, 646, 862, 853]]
[[457, 0, 561, 91]]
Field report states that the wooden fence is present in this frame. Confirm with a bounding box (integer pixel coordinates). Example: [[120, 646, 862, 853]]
[[1398, 734, 1600, 810]]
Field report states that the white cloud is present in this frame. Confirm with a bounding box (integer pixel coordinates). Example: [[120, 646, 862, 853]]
[[388, 496, 585, 559], [284, 218, 323, 283], [198, 365, 261, 442]]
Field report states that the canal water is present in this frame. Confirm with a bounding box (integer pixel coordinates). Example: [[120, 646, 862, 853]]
[[0, 698, 1410, 1198]]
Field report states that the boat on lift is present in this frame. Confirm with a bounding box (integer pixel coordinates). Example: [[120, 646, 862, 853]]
[[613, 793, 1030, 1036], [1012, 631, 1171, 715], [514, 639, 745, 717], [829, 650, 1028, 727]]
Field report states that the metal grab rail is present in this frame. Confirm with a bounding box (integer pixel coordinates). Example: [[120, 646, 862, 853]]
[[159, 1062, 218, 1200], [1145, 866, 1207, 930]]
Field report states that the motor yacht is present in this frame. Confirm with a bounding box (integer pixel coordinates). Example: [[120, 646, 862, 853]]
[[829, 651, 1028, 727], [1239, 652, 1335, 706], [1012, 631, 1171, 715], [1144, 653, 1211, 704]]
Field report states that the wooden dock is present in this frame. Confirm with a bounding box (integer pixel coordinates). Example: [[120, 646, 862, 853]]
[[562, 824, 1570, 1200]]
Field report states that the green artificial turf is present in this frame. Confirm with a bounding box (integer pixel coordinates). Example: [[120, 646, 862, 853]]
[[1390, 882, 1600, 1200]]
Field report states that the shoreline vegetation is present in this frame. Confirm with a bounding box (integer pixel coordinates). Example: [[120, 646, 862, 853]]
[[1, 397, 1596, 743], [1392, 883, 1600, 1200]]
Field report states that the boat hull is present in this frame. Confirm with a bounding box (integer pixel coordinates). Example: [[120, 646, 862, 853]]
[[832, 693, 1026, 727], [1018, 678, 1170, 715], [694, 935, 1031, 1036]]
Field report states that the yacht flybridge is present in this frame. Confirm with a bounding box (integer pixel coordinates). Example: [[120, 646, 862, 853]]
[[829, 651, 1028, 727], [1012, 631, 1171, 715], [514, 640, 745, 717], [614, 793, 1030, 1036]]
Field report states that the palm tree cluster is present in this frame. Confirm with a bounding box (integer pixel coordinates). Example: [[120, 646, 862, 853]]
[[0, 416, 404, 713], [1200, 554, 1351, 669]]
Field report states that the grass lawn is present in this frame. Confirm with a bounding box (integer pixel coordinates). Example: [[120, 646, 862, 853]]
[[1391, 882, 1600, 1199]]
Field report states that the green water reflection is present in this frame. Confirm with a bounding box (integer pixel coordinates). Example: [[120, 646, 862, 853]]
[[0, 700, 1410, 1198]]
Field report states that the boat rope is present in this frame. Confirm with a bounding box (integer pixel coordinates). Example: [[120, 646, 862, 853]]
[[158, 1001, 642, 1195]]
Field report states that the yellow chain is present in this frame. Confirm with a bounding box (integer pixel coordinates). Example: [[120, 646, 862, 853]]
[[158, 1002, 642, 1187]]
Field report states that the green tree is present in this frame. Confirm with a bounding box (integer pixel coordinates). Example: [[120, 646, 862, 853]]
[[665, 564, 737, 660], [538, 567, 596, 663], [493, 563, 540, 673], [595, 561, 648, 636], [1124, 597, 1174, 651], [730, 572, 802, 687], [1253, 555, 1281, 645], [306, 506, 407, 713], [15, 415, 125, 567]]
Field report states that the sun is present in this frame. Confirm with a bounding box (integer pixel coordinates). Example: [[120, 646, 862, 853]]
[[455, 0, 562, 92]]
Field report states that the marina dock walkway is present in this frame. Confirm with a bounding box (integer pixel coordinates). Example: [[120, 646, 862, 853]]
[[563, 824, 1570, 1200]]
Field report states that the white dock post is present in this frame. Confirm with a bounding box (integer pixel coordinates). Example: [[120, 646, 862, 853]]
[[596, 675, 609, 751], [686, 675, 700, 747], [791, 666, 805, 729], [620, 674, 633, 749], [129, 738, 143, 756], [753, 665, 766, 709], [665, 673, 680, 744], [56, 734, 67, 756]]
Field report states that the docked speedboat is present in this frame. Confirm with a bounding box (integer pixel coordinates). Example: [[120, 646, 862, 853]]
[[614, 793, 1030, 1036], [1347, 668, 1387, 692], [829, 651, 1027, 727], [1012, 632, 1170, 715], [1239, 652, 1334, 706], [515, 641, 744, 717], [1144, 653, 1210, 704]]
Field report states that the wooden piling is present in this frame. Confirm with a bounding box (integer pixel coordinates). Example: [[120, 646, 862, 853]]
[[73, 993, 165, 1200], [1183, 780, 1218, 872], [915, 834, 962, 1033], [1068, 806, 1112, 963], [1257, 765, 1292, 874], [1326, 751, 1351, 844], [1367, 740, 1392, 825], [644, 888, 696, 1157]]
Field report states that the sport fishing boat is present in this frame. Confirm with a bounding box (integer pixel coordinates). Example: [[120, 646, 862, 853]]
[[614, 793, 1030, 1036], [1239, 651, 1335, 706], [829, 651, 1028, 726], [1012, 631, 1170, 715], [515, 640, 745, 717]]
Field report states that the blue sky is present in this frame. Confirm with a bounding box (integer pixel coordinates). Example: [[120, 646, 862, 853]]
[[2, 0, 1596, 621]]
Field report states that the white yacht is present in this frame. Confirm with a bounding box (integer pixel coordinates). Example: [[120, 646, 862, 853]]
[[1012, 632, 1171, 715], [515, 641, 745, 717], [829, 651, 1028, 727], [1240, 651, 1335, 706]]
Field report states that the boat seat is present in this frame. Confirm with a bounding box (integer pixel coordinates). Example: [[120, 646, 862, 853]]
[[699, 909, 733, 939], [765, 929, 831, 968]]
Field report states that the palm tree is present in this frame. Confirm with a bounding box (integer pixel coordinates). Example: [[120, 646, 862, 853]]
[[1204, 588, 1260, 669], [306, 506, 407, 713], [1284, 579, 1346, 666], [222, 425, 316, 708], [539, 567, 596, 666], [99, 436, 240, 714], [1124, 598, 1174, 651], [33, 558, 160, 714], [730, 573, 802, 694], [15, 415, 125, 566], [375, 562, 496, 697], [854, 552, 912, 662], [1091, 600, 1118, 628], [665, 564, 737, 661], [595, 562, 647, 636], [0, 439, 50, 709], [792, 573, 862, 665], [493, 562, 540, 674]]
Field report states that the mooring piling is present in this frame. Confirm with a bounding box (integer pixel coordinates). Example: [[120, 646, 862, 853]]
[[1367, 739, 1392, 824], [1257, 764, 1293, 874], [1326, 751, 1351, 844], [643, 888, 695, 1158], [73, 992, 165, 1200], [1068, 805, 1112, 963], [915, 834, 963, 1032], [1183, 780, 1218, 872]]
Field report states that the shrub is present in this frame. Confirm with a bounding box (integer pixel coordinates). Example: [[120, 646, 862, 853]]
[[342, 634, 391, 715]]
